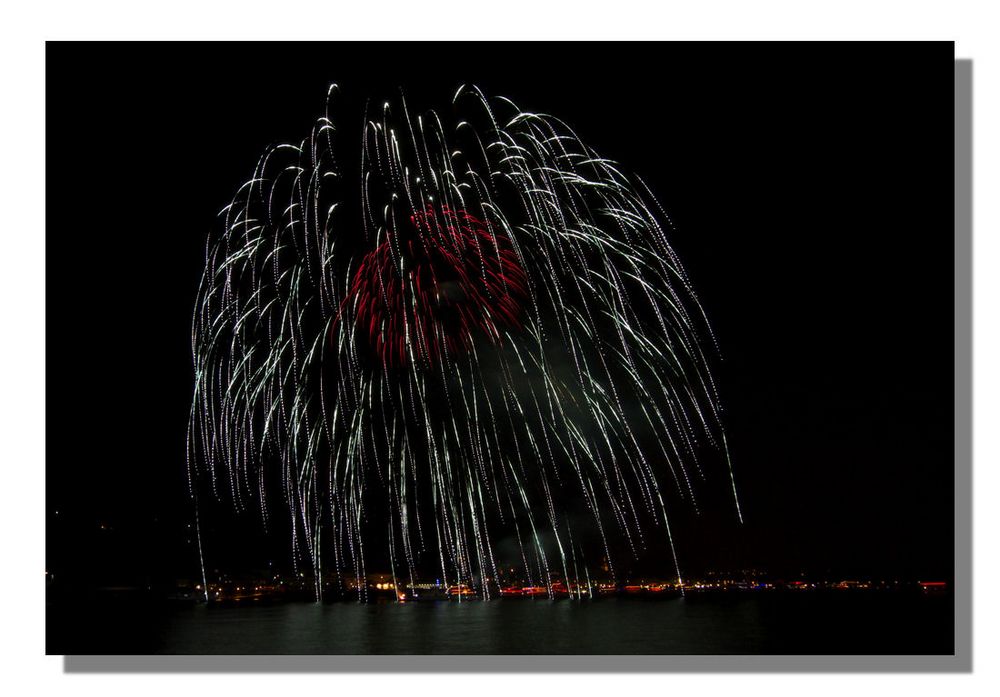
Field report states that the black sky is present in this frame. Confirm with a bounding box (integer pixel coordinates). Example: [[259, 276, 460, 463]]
[[46, 42, 955, 590]]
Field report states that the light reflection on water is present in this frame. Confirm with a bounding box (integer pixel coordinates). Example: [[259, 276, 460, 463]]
[[151, 595, 951, 655]]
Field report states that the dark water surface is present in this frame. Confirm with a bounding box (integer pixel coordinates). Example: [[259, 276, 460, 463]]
[[50, 594, 953, 655]]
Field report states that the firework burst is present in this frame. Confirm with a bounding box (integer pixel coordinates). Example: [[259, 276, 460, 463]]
[[346, 204, 527, 368], [188, 84, 740, 600]]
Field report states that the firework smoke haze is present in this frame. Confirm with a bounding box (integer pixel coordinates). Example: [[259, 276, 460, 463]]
[[188, 84, 740, 600]]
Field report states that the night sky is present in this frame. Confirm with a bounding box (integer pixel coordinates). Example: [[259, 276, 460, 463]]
[[46, 42, 955, 592]]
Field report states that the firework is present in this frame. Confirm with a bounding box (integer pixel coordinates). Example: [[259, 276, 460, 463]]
[[188, 84, 740, 600]]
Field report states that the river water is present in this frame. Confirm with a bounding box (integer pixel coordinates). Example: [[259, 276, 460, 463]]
[[49, 592, 953, 655]]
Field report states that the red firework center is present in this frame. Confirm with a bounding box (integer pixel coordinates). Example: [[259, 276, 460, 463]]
[[346, 204, 527, 367]]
